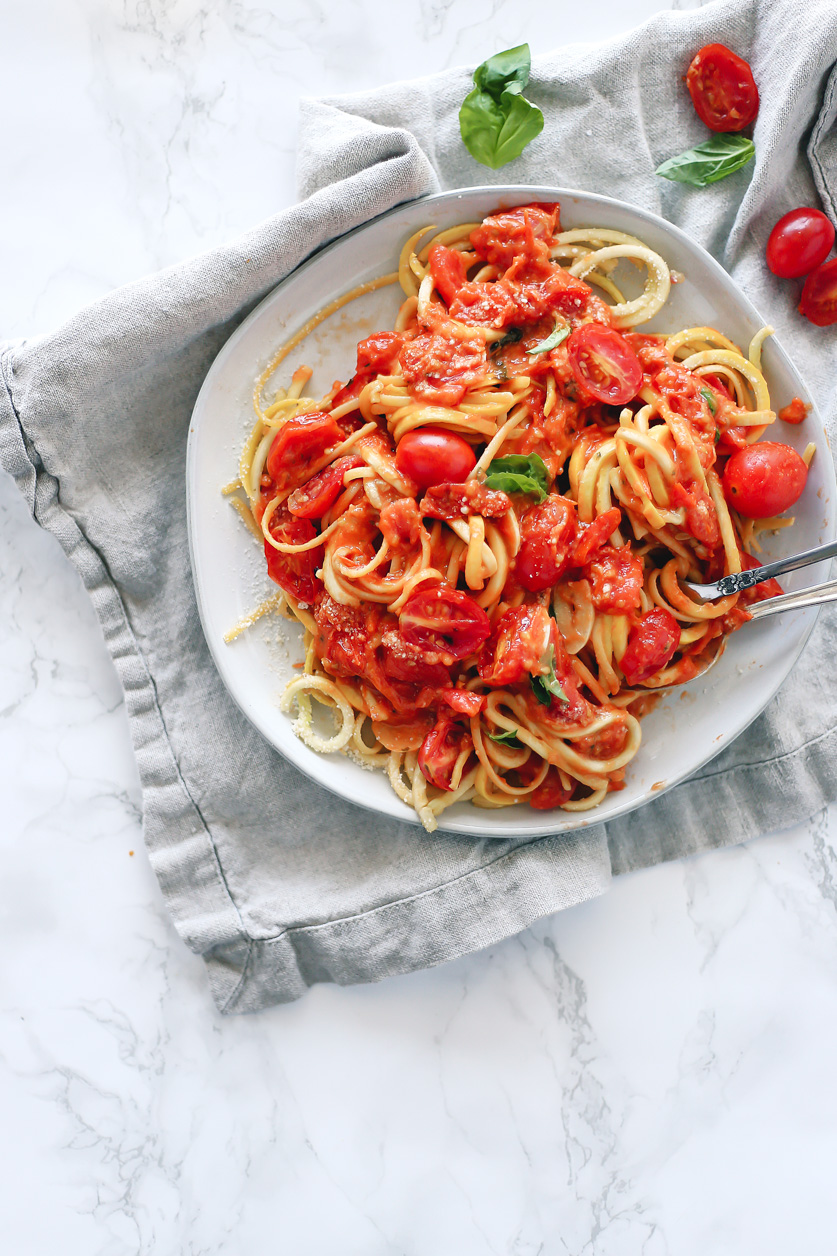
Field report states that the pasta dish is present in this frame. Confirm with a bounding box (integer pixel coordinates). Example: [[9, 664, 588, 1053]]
[[225, 202, 808, 832]]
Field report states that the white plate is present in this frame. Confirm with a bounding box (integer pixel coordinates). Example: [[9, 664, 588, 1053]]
[[187, 186, 836, 836]]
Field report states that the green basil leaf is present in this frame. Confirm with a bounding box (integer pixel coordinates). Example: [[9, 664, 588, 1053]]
[[488, 728, 524, 747], [473, 43, 531, 98], [460, 46, 544, 169], [529, 320, 570, 356], [489, 326, 523, 354], [485, 453, 549, 501], [655, 134, 755, 189], [530, 645, 568, 706], [700, 386, 718, 415]]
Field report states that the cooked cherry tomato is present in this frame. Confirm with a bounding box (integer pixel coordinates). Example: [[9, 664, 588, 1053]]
[[685, 43, 759, 132], [515, 496, 578, 591], [567, 325, 643, 405], [400, 332, 488, 407], [529, 767, 573, 810], [287, 454, 364, 518], [799, 258, 837, 327], [722, 442, 808, 517], [440, 688, 485, 716], [399, 583, 491, 661], [380, 629, 450, 689], [570, 507, 623, 566], [264, 508, 323, 604], [585, 547, 644, 613], [356, 332, 404, 376], [778, 397, 808, 424], [766, 209, 835, 279], [395, 428, 477, 489], [429, 245, 468, 305], [477, 605, 553, 686], [418, 718, 473, 791], [619, 608, 681, 686], [265, 412, 342, 491]]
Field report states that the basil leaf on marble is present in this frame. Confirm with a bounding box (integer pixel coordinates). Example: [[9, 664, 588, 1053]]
[[655, 134, 755, 188]]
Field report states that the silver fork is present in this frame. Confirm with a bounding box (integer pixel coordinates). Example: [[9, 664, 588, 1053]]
[[684, 538, 837, 603]]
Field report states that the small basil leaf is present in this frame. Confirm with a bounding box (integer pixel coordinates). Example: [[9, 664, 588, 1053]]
[[460, 46, 544, 169], [489, 326, 524, 354], [700, 386, 717, 415], [488, 728, 524, 747], [529, 320, 570, 356], [655, 134, 755, 189], [485, 453, 549, 496], [473, 43, 531, 98], [484, 470, 546, 500], [530, 644, 569, 706]]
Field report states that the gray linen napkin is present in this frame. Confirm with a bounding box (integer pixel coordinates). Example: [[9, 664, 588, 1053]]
[[2, 0, 836, 1012]]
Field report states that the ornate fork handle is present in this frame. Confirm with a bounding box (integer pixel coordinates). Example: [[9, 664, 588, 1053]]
[[689, 538, 837, 600]]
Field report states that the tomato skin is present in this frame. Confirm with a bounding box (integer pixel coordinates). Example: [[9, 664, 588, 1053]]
[[399, 583, 491, 662], [529, 767, 573, 810], [686, 43, 759, 132], [266, 412, 343, 491], [264, 508, 323, 604], [722, 442, 808, 517], [619, 608, 681, 686], [418, 718, 473, 791], [515, 496, 578, 592], [799, 258, 837, 327], [287, 454, 364, 518], [766, 209, 834, 279], [429, 245, 468, 306], [477, 605, 553, 686], [395, 428, 476, 489], [567, 325, 643, 405]]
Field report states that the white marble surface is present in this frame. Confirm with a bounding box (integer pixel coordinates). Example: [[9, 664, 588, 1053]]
[[2, 2, 837, 1253]]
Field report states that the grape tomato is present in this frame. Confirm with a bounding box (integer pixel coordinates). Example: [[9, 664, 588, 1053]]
[[799, 258, 837, 327], [395, 428, 477, 489], [722, 441, 808, 518], [766, 209, 834, 279]]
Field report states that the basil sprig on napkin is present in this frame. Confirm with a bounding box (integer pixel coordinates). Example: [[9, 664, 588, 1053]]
[[485, 452, 549, 500], [656, 134, 755, 188], [459, 44, 544, 169]]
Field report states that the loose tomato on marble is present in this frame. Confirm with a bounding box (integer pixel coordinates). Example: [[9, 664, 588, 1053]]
[[287, 454, 364, 518], [395, 428, 476, 489], [418, 718, 473, 791], [399, 584, 491, 661], [722, 442, 808, 517], [619, 607, 681, 686], [766, 209, 834, 279], [566, 325, 643, 405], [799, 258, 837, 327], [265, 412, 342, 491], [428, 245, 468, 305], [685, 43, 759, 132], [515, 496, 577, 592]]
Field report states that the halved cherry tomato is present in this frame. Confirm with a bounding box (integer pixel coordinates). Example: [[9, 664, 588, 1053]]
[[429, 245, 468, 305], [440, 689, 485, 716], [399, 583, 491, 661], [515, 496, 577, 591], [529, 767, 573, 810], [686, 43, 759, 132], [287, 454, 364, 518], [567, 325, 643, 405], [418, 718, 473, 791], [380, 629, 451, 689], [722, 442, 808, 517], [766, 209, 834, 279], [395, 428, 477, 489], [264, 508, 323, 604], [799, 258, 837, 327], [477, 605, 553, 686], [266, 412, 342, 491], [778, 397, 808, 425], [619, 607, 681, 686]]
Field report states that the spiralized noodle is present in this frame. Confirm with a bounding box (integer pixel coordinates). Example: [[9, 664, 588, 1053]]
[[226, 201, 805, 832]]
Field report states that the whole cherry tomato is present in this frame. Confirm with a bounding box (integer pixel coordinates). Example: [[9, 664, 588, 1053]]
[[395, 428, 477, 489], [722, 442, 808, 517], [399, 583, 491, 661], [686, 43, 759, 132], [619, 608, 681, 686], [567, 325, 643, 405], [766, 209, 835, 279], [799, 258, 837, 327]]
